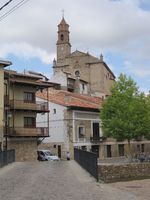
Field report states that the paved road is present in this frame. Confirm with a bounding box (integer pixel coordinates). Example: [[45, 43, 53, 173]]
[[0, 161, 149, 200]]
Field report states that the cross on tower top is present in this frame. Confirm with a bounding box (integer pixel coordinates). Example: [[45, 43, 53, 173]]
[[61, 9, 65, 18]]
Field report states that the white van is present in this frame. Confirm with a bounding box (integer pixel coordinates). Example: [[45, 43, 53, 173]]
[[37, 150, 60, 161]]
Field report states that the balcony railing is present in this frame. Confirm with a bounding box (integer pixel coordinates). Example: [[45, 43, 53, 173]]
[[9, 100, 49, 112], [4, 127, 49, 137], [90, 136, 106, 142]]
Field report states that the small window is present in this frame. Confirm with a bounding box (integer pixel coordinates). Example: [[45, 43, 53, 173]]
[[75, 70, 80, 77], [107, 145, 112, 157], [60, 34, 64, 41], [24, 92, 35, 103], [137, 144, 140, 152], [82, 83, 85, 90], [78, 126, 85, 138], [141, 144, 145, 153], [118, 144, 124, 156], [81, 146, 87, 151], [40, 127, 45, 134], [53, 145, 56, 148], [24, 117, 36, 128], [53, 109, 56, 114]]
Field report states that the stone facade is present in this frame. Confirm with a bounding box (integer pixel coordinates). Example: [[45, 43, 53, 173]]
[[7, 139, 37, 161], [98, 141, 150, 159], [98, 162, 150, 183]]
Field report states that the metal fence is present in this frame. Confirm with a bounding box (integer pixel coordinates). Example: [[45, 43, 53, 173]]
[[0, 149, 15, 168], [74, 148, 98, 181]]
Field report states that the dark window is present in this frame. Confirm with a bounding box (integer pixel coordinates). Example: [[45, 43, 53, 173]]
[[107, 145, 112, 157], [81, 146, 87, 151], [82, 83, 85, 90], [53, 109, 56, 114], [78, 126, 85, 138], [58, 145, 61, 158], [60, 34, 64, 41], [68, 88, 74, 92], [91, 145, 99, 156], [93, 122, 100, 139], [75, 70, 80, 77], [24, 92, 35, 103], [137, 144, 140, 152], [118, 144, 124, 156], [141, 144, 145, 153], [24, 117, 36, 128]]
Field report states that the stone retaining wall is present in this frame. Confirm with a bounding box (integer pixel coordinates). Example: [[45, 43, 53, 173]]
[[98, 162, 150, 183]]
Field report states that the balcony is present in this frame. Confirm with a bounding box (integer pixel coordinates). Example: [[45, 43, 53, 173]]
[[90, 136, 106, 143], [9, 100, 49, 112], [4, 127, 49, 137]]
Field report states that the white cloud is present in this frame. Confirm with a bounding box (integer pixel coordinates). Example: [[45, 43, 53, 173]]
[[124, 60, 150, 78], [0, 0, 150, 89], [0, 43, 55, 64]]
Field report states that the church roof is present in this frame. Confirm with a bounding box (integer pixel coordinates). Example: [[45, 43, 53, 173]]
[[37, 89, 102, 111], [58, 17, 69, 27]]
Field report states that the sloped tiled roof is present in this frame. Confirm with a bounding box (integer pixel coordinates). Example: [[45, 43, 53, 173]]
[[37, 89, 102, 111]]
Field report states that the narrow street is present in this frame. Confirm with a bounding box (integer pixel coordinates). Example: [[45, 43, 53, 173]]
[[0, 161, 149, 200]]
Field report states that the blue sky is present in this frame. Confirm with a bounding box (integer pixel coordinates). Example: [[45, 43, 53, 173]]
[[0, 0, 150, 93]]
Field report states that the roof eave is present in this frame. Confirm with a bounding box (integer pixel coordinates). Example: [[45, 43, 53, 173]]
[[68, 106, 100, 112], [0, 60, 12, 67]]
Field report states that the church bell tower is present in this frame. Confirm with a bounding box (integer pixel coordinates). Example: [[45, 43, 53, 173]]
[[56, 17, 71, 62]]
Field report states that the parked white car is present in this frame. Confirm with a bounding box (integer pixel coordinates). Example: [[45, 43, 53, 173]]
[[37, 150, 60, 161]]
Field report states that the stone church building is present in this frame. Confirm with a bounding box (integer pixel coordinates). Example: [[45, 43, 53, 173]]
[[52, 17, 115, 98], [38, 17, 150, 160]]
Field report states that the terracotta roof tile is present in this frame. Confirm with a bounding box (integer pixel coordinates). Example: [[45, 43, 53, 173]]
[[37, 89, 102, 110]]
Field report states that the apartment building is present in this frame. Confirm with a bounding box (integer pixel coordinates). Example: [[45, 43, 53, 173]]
[[0, 60, 12, 151], [4, 69, 57, 161]]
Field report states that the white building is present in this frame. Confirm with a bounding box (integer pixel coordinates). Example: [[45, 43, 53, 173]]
[[37, 89, 103, 159]]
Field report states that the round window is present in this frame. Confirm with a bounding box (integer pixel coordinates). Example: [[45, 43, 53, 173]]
[[75, 70, 80, 76]]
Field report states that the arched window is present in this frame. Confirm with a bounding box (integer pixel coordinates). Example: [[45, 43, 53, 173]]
[[60, 34, 64, 41], [53, 109, 56, 114]]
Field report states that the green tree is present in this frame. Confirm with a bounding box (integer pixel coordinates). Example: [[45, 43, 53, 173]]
[[145, 92, 150, 139], [100, 74, 150, 155]]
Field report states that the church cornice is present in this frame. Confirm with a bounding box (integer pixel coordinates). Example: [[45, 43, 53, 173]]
[[56, 41, 71, 46], [53, 64, 69, 68]]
